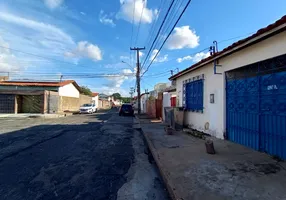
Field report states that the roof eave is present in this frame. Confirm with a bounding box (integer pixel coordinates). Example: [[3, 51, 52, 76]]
[[169, 23, 286, 80]]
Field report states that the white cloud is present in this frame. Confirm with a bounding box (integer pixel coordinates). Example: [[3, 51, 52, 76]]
[[80, 12, 86, 16], [103, 68, 134, 95], [192, 52, 210, 62], [177, 55, 192, 63], [177, 52, 210, 63], [99, 10, 116, 27], [65, 41, 102, 61], [120, 55, 129, 60], [0, 11, 77, 72], [44, 0, 64, 9], [166, 26, 199, 50], [0, 12, 74, 45], [117, 0, 158, 24], [150, 49, 168, 63], [139, 51, 144, 57], [0, 36, 22, 71]]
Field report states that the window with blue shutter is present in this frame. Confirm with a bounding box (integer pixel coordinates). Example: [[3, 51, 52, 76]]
[[185, 79, 204, 111]]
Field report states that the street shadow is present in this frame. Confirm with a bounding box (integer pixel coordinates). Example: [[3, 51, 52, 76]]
[[0, 109, 134, 200], [0, 110, 117, 154]]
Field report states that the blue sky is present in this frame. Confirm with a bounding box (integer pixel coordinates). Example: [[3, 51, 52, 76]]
[[0, 0, 285, 96]]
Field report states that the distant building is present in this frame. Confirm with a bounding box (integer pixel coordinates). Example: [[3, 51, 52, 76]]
[[0, 76, 9, 81], [91, 92, 99, 107], [98, 93, 112, 109], [0, 80, 91, 114]]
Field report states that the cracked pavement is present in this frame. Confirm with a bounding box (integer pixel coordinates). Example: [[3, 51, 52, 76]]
[[0, 109, 169, 200]]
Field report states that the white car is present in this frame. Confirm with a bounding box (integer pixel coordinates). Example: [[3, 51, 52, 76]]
[[79, 103, 97, 114]]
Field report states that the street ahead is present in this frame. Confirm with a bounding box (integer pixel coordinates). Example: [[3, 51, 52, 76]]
[[0, 109, 168, 200]]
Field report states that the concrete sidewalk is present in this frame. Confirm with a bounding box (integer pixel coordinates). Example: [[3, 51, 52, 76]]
[[137, 114, 286, 200]]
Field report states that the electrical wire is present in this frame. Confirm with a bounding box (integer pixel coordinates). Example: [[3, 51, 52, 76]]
[[141, 0, 175, 69], [134, 0, 145, 46], [142, 0, 183, 69], [160, 0, 184, 39], [144, 0, 165, 48], [130, 0, 136, 66], [218, 31, 256, 44], [141, 0, 192, 77], [0, 45, 98, 69]]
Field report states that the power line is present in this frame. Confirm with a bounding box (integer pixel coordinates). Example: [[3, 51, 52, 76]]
[[0, 45, 97, 69], [144, 0, 165, 48], [141, 0, 175, 69], [142, 0, 192, 77], [218, 31, 256, 44], [160, 0, 185, 39], [142, 0, 185, 70], [134, 0, 145, 46], [129, 0, 136, 65]]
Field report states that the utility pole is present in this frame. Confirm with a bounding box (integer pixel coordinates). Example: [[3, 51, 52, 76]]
[[130, 47, 145, 114], [129, 87, 134, 101]]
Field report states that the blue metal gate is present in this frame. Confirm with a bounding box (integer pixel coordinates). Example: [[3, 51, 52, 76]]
[[226, 54, 286, 159]]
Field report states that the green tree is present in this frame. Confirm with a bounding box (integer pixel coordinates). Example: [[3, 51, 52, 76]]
[[112, 93, 121, 100], [80, 86, 92, 96], [121, 97, 131, 103]]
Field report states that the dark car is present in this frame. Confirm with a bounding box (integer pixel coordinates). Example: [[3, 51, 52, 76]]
[[119, 104, 134, 116]]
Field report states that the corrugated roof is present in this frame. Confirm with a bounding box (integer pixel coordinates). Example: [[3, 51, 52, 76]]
[[169, 15, 286, 80], [0, 80, 81, 91]]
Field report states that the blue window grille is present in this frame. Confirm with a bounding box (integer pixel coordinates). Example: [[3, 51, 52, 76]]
[[185, 79, 204, 111]]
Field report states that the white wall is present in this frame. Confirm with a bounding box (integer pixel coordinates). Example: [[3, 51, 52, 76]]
[[58, 83, 80, 98], [92, 96, 99, 107], [162, 92, 171, 121], [141, 94, 148, 113], [176, 31, 286, 139], [114, 99, 122, 106]]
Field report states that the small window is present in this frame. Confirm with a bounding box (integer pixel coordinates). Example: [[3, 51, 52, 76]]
[[185, 79, 204, 111]]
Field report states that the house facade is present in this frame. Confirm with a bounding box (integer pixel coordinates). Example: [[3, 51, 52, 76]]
[[98, 93, 112, 109], [170, 16, 286, 159], [91, 92, 99, 107], [0, 80, 91, 114]]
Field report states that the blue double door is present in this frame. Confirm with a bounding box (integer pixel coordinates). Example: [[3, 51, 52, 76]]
[[226, 55, 286, 159]]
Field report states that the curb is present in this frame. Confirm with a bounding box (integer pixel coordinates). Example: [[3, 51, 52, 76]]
[[137, 116, 180, 200]]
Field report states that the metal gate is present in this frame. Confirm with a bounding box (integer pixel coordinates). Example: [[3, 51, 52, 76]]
[[226, 54, 286, 159], [22, 95, 43, 113], [0, 94, 15, 113]]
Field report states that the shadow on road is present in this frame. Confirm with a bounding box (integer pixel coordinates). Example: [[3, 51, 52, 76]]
[[0, 108, 135, 200]]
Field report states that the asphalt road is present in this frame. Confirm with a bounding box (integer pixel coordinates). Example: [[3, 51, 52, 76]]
[[0, 109, 169, 200]]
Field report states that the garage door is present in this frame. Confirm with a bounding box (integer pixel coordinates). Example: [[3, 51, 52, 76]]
[[226, 54, 286, 159], [22, 95, 43, 113], [0, 94, 15, 113]]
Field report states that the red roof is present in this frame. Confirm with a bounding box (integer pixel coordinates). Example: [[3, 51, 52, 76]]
[[0, 80, 81, 91], [169, 15, 286, 80], [92, 92, 99, 97]]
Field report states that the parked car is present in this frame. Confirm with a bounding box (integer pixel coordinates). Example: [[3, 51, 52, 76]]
[[119, 104, 134, 116], [79, 103, 97, 114]]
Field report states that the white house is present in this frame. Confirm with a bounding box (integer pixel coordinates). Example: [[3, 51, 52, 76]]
[[57, 81, 80, 98], [169, 15, 286, 159], [162, 86, 176, 121], [92, 92, 99, 107]]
